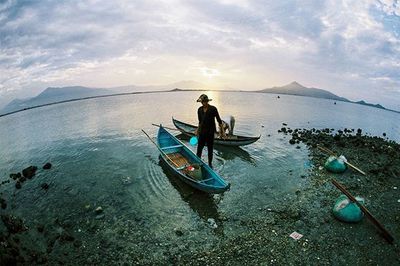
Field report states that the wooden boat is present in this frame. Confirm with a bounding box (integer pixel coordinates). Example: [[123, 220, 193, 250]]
[[172, 117, 260, 146], [156, 125, 230, 194]]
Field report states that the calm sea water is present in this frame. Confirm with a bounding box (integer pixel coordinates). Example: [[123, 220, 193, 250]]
[[0, 91, 399, 263]]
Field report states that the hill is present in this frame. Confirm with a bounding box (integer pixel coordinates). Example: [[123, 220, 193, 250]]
[[1, 86, 111, 114], [258, 81, 349, 102], [257, 81, 394, 111]]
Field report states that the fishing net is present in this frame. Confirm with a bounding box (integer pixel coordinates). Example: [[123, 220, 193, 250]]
[[332, 195, 364, 223], [324, 155, 347, 173], [184, 164, 203, 180]]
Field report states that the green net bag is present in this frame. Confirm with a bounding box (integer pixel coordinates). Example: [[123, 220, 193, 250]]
[[324, 155, 347, 173], [332, 195, 364, 223]]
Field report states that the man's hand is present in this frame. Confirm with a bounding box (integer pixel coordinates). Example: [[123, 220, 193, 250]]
[[194, 128, 199, 136]]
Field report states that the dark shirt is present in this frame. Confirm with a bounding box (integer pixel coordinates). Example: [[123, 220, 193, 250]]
[[197, 105, 222, 135]]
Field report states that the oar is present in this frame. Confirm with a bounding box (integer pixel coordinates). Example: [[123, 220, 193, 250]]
[[151, 123, 181, 132], [332, 179, 394, 244], [317, 145, 366, 175], [141, 129, 181, 169]]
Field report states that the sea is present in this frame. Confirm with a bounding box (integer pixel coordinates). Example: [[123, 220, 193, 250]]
[[0, 90, 399, 263]]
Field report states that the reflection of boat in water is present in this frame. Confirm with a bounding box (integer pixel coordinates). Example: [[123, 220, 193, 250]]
[[159, 158, 224, 235], [173, 117, 260, 147], [214, 145, 256, 165]]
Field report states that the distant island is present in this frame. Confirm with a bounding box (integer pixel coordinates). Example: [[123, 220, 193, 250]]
[[1, 81, 398, 117], [256, 81, 397, 112]]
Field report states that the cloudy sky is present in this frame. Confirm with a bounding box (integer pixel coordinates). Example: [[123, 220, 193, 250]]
[[1, 0, 399, 110]]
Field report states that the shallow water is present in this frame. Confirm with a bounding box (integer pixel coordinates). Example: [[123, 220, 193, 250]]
[[0, 91, 399, 263]]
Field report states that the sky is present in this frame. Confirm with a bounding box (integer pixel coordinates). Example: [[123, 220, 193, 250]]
[[0, 0, 399, 110]]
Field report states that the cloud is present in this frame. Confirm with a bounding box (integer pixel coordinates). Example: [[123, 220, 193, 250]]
[[0, 0, 399, 110]]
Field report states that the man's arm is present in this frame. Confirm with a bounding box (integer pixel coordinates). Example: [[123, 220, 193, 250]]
[[195, 108, 201, 136], [215, 107, 226, 138]]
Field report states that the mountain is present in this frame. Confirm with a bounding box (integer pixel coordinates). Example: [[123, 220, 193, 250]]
[[257, 81, 395, 112], [1, 86, 111, 114], [259, 81, 349, 102]]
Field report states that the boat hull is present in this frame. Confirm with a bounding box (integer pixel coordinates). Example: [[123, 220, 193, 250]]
[[157, 125, 230, 194], [172, 118, 260, 146]]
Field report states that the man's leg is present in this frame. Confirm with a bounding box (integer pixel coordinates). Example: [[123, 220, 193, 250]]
[[197, 134, 206, 158], [206, 134, 215, 168]]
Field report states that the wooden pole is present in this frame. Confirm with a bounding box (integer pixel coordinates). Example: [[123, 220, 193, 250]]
[[317, 145, 366, 175], [332, 179, 394, 244], [151, 123, 181, 132], [141, 129, 181, 169]]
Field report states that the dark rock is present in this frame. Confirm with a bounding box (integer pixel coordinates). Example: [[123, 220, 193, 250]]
[[15, 181, 22, 189], [357, 128, 362, 135], [95, 206, 103, 214], [175, 229, 184, 236], [9, 173, 21, 180], [1, 214, 27, 233], [73, 239, 82, 248], [60, 230, 75, 242], [41, 183, 49, 190], [383, 133, 386, 137], [43, 163, 52, 170], [289, 139, 296, 145], [22, 166, 38, 179], [37, 224, 45, 233], [1, 197, 7, 209]]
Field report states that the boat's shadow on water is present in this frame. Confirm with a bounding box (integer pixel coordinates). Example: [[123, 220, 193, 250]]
[[159, 157, 225, 235], [175, 133, 256, 165]]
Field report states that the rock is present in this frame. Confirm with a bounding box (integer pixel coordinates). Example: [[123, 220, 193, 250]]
[[60, 230, 75, 242], [9, 173, 21, 180], [0, 198, 7, 209], [207, 218, 218, 229], [174, 228, 184, 236], [289, 139, 296, 145], [37, 224, 45, 233], [15, 181, 22, 189], [41, 183, 49, 190], [22, 166, 38, 179], [95, 206, 103, 214], [43, 163, 52, 170], [1, 214, 28, 233]]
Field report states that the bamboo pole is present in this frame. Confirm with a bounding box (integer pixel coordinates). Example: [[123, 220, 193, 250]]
[[151, 123, 181, 132], [332, 179, 394, 244], [141, 129, 181, 169], [317, 145, 366, 175]]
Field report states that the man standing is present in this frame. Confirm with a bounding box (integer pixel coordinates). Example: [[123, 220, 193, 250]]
[[194, 94, 225, 168]]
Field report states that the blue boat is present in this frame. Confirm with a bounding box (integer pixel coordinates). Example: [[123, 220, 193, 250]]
[[155, 125, 230, 194]]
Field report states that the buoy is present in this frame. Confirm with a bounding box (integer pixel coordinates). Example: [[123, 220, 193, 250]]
[[189, 136, 198, 146]]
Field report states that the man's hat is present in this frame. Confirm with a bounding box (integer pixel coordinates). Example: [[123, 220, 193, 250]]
[[197, 94, 212, 102]]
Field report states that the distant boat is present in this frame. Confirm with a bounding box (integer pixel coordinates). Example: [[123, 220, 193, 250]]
[[172, 118, 260, 147], [157, 125, 230, 194]]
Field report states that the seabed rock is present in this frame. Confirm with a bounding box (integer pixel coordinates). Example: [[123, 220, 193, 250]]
[[22, 166, 38, 179], [43, 162, 52, 170], [1, 214, 28, 233]]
